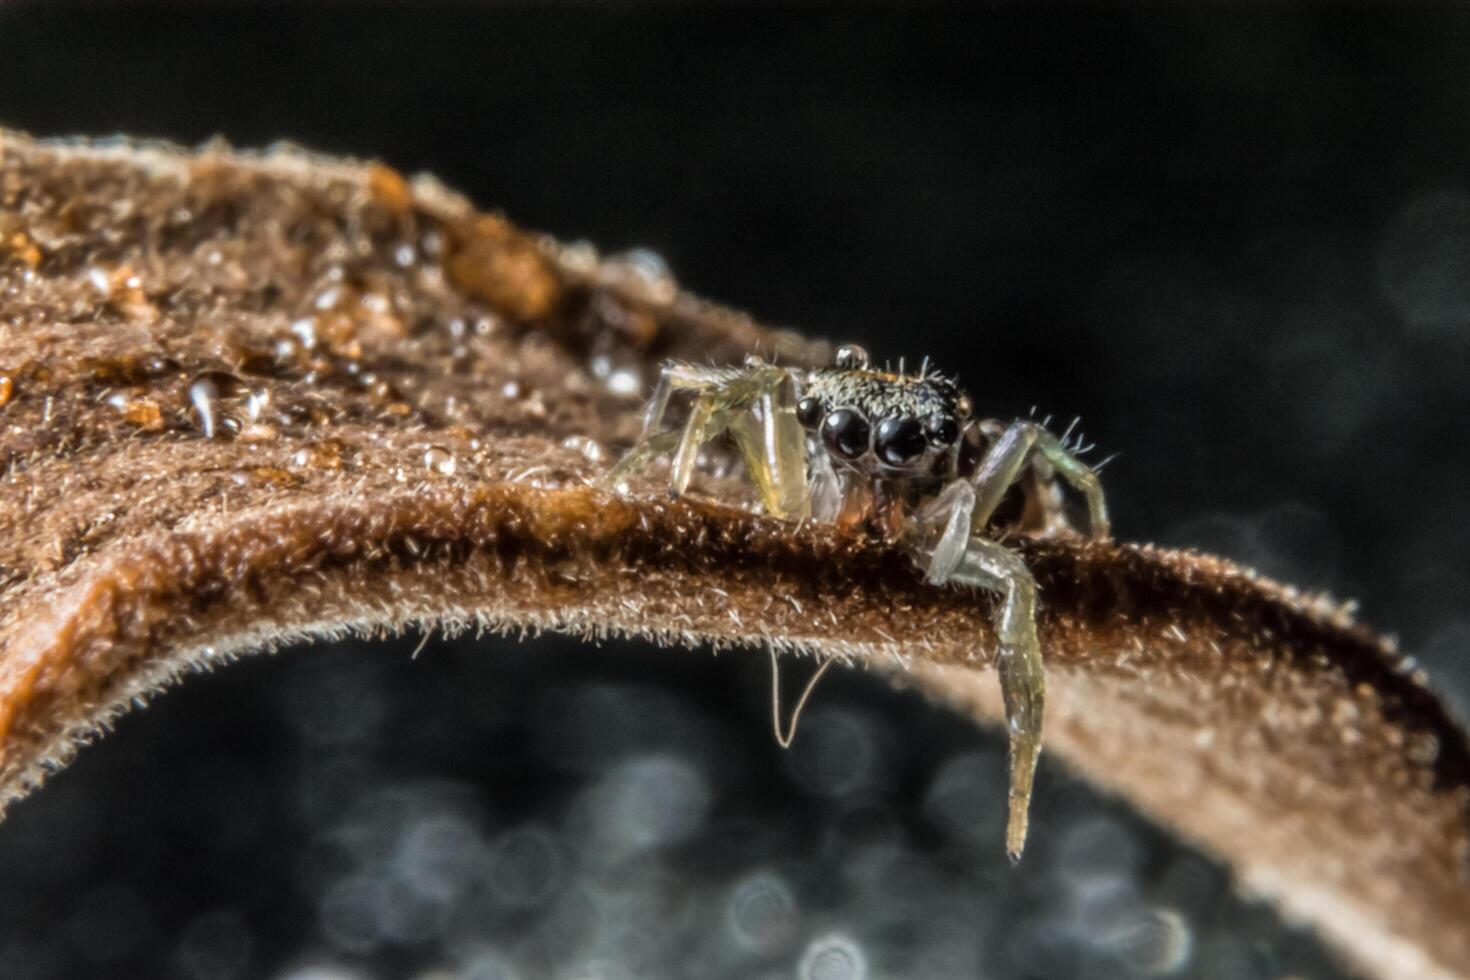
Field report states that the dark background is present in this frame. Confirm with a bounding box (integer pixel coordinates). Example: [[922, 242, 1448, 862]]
[[2, 8, 1467, 979]]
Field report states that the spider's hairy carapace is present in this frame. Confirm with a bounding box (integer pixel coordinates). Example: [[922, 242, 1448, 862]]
[[603, 343, 1110, 861]]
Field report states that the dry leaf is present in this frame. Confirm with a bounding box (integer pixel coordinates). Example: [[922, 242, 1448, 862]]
[[1, 128, 1466, 980]]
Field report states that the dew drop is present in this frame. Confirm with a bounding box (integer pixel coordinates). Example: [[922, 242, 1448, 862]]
[[86, 266, 112, 295], [272, 337, 304, 369], [189, 376, 225, 439], [245, 388, 271, 421], [560, 435, 606, 463], [607, 248, 676, 305], [291, 317, 320, 350], [423, 446, 456, 476], [606, 368, 642, 397], [142, 354, 180, 377], [315, 285, 346, 311], [291, 440, 347, 470], [561, 239, 600, 275]]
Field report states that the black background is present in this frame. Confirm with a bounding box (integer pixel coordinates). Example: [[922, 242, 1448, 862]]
[[2, 8, 1467, 979]]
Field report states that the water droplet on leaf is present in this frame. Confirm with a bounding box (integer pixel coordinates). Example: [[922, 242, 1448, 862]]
[[423, 446, 456, 476]]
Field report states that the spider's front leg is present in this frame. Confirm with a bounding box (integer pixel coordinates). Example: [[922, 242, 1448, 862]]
[[913, 480, 1043, 863], [911, 421, 1109, 861]]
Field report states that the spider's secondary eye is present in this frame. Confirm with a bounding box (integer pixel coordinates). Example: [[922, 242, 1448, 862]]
[[820, 408, 870, 459], [796, 396, 823, 429], [875, 417, 927, 466], [925, 415, 960, 447]]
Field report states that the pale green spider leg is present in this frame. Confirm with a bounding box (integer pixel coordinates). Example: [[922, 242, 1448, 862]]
[[951, 538, 1043, 864], [726, 369, 810, 520], [637, 362, 728, 437], [912, 480, 1043, 863], [601, 363, 810, 521], [913, 421, 1109, 862], [600, 362, 733, 493], [971, 420, 1110, 539]]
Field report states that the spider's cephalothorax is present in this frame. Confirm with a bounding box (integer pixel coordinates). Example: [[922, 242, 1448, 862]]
[[601, 343, 1110, 862], [797, 344, 975, 481]]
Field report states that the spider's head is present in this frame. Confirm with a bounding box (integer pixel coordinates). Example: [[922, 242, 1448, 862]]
[[797, 344, 976, 479]]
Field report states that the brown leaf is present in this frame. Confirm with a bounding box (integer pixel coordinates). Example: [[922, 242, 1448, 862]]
[[1, 128, 1466, 979]]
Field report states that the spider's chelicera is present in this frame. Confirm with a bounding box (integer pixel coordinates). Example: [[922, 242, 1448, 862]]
[[601, 343, 1110, 861]]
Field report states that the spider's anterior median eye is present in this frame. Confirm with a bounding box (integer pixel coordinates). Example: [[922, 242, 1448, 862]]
[[925, 415, 960, 447], [820, 408, 870, 459], [875, 417, 927, 466], [796, 396, 823, 429]]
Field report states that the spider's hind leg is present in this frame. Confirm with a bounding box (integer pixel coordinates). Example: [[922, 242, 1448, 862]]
[[602, 364, 809, 520], [600, 363, 736, 492], [911, 482, 1043, 862]]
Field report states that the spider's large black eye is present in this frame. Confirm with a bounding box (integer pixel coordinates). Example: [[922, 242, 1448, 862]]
[[820, 408, 870, 459], [796, 396, 823, 429], [875, 417, 927, 466], [925, 415, 960, 448]]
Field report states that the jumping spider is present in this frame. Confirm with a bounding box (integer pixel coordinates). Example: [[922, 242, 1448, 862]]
[[602, 343, 1110, 860]]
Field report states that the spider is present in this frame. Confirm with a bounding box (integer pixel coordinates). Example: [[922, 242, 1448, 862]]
[[601, 343, 1110, 861]]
